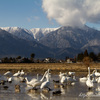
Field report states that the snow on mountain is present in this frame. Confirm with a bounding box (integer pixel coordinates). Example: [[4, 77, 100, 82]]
[[30, 28, 59, 40], [0, 27, 34, 41], [0, 27, 59, 41], [1, 25, 100, 58], [39, 26, 100, 50]]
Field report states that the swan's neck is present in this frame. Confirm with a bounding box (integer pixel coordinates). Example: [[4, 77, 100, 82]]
[[88, 67, 91, 79], [25, 77, 29, 83], [40, 71, 47, 82], [46, 72, 50, 82], [37, 74, 39, 80]]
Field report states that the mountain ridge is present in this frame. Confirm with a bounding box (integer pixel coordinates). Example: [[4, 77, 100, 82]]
[[0, 26, 100, 59]]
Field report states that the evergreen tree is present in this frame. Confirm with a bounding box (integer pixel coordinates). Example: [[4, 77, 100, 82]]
[[77, 52, 84, 61], [89, 52, 97, 61], [84, 49, 88, 57], [30, 53, 35, 62]]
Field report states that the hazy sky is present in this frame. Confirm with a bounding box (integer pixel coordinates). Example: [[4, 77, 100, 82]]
[[0, 0, 100, 30]]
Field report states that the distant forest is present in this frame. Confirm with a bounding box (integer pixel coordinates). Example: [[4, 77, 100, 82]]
[[76, 49, 100, 62], [0, 50, 100, 63]]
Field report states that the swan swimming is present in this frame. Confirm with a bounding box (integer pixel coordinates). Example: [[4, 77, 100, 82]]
[[25, 70, 48, 87]]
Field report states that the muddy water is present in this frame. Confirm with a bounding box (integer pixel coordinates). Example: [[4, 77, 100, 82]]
[[0, 74, 100, 100]]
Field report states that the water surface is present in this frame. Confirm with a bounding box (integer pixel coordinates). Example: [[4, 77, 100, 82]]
[[0, 74, 100, 100]]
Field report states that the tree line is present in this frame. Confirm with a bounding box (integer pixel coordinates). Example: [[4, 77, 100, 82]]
[[77, 49, 100, 62], [0, 53, 35, 63]]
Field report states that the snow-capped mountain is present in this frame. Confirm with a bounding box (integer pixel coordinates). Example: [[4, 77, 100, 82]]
[[0, 27, 34, 41], [0, 27, 59, 41], [39, 25, 100, 53], [30, 28, 58, 40], [0, 25, 100, 58], [0, 28, 54, 58]]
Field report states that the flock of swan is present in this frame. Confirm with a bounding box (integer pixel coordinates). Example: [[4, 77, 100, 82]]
[[0, 67, 100, 97], [79, 67, 100, 90]]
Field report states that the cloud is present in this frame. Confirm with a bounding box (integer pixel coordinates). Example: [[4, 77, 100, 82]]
[[42, 0, 100, 27]]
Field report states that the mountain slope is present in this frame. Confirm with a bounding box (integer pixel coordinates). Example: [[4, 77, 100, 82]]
[[0, 29, 54, 58], [39, 26, 100, 50], [0, 26, 100, 59], [30, 28, 58, 40], [0, 27, 34, 41]]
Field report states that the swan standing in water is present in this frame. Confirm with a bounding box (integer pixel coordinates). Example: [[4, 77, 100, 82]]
[[31, 71, 48, 88], [93, 68, 100, 77], [40, 70, 51, 90], [13, 71, 20, 77], [20, 70, 25, 76], [60, 75, 67, 86], [26, 74, 39, 85], [86, 67, 94, 90], [25, 70, 48, 87], [59, 72, 65, 80]]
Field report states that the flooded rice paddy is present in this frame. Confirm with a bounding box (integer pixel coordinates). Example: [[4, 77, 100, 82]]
[[0, 73, 100, 100]]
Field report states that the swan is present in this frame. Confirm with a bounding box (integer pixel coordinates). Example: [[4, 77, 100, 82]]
[[25, 70, 48, 87], [60, 75, 67, 86], [96, 77, 100, 83], [4, 71, 12, 77], [26, 74, 39, 84], [93, 69, 100, 77], [59, 72, 65, 80], [20, 70, 25, 76], [68, 72, 75, 76], [13, 71, 20, 77], [79, 77, 87, 82], [31, 71, 48, 88], [25, 77, 37, 87], [86, 67, 94, 90], [7, 77, 13, 83], [40, 70, 51, 90]]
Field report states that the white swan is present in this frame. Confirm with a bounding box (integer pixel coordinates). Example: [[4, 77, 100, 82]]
[[13, 71, 20, 77], [60, 75, 67, 85], [25, 77, 37, 87], [20, 70, 25, 76], [40, 70, 50, 90], [4, 71, 12, 77], [86, 67, 94, 90], [25, 71, 48, 87], [27, 74, 39, 84], [31, 71, 48, 88], [59, 72, 65, 80], [93, 69, 100, 77], [68, 72, 75, 76], [79, 77, 87, 82], [96, 77, 100, 83], [7, 77, 13, 83]]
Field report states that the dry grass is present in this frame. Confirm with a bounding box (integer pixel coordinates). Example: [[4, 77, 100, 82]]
[[0, 62, 100, 75]]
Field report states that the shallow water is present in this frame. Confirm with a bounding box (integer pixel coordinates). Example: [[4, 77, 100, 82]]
[[0, 74, 100, 100]]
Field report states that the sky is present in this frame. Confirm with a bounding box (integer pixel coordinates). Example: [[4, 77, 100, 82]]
[[0, 0, 60, 29], [0, 0, 100, 30]]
